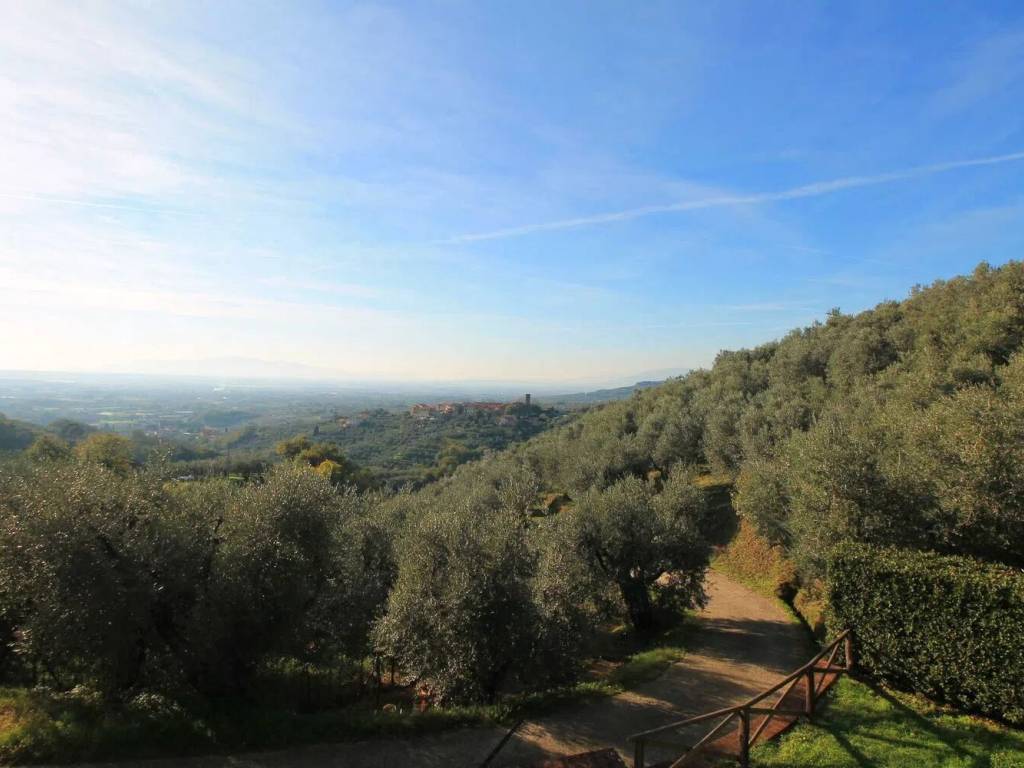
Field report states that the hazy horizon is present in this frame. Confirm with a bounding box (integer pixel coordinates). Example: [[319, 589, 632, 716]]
[[3, 2, 1023, 380], [0, 356, 690, 393]]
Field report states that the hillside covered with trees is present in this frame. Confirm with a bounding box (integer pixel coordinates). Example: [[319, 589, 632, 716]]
[[198, 400, 570, 487], [0, 399, 572, 491], [521, 260, 1024, 575], [1, 261, 1022, 761]]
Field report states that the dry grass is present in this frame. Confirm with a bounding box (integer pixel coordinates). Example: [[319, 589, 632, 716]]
[[712, 518, 797, 599]]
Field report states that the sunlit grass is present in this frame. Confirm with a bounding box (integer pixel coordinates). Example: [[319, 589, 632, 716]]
[[752, 677, 1024, 768]]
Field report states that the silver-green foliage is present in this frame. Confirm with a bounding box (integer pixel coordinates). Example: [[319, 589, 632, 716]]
[[567, 469, 711, 631], [373, 462, 595, 704], [0, 460, 387, 697]]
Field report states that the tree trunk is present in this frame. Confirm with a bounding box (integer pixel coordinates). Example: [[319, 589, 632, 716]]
[[620, 579, 654, 631]]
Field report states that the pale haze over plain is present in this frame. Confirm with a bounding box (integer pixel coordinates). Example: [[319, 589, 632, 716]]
[[2, 1, 1024, 384]]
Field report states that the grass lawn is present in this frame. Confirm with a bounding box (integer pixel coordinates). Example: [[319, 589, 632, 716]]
[[752, 677, 1024, 768]]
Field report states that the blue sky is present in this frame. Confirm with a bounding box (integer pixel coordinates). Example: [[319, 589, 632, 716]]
[[2, 1, 1023, 384]]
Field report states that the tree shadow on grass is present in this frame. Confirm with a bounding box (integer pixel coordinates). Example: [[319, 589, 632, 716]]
[[800, 679, 996, 768], [827, 727, 875, 768], [860, 680, 977, 761]]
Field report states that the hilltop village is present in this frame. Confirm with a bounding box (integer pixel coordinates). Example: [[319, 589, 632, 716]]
[[409, 394, 534, 426]]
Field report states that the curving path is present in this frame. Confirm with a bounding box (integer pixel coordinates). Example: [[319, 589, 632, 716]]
[[59, 572, 809, 768], [489, 571, 811, 766]]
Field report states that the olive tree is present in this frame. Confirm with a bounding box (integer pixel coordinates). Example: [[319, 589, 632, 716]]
[[733, 456, 790, 546], [569, 470, 710, 632], [74, 432, 134, 473], [174, 464, 343, 694], [0, 459, 205, 693], [306, 490, 402, 660], [25, 434, 72, 463], [373, 461, 590, 704], [0, 459, 365, 698], [899, 360, 1024, 566], [373, 501, 539, 703], [527, 516, 608, 685]]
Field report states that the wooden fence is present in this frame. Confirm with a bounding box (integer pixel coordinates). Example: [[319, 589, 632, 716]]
[[628, 629, 852, 768]]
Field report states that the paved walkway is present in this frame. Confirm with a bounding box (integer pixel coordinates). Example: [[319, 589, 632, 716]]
[[60, 572, 809, 768]]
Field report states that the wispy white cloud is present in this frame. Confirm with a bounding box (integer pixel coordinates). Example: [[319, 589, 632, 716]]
[[0, 266, 399, 326], [932, 27, 1024, 115], [0, 1, 300, 216], [0, 190, 197, 215], [257, 276, 381, 300], [441, 151, 1024, 243]]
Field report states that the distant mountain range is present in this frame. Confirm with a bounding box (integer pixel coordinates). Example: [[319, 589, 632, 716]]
[[542, 380, 664, 405], [120, 356, 344, 381], [1, 359, 689, 398]]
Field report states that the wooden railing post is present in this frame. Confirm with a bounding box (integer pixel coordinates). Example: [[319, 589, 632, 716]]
[[739, 708, 750, 768], [804, 668, 815, 717], [626, 631, 851, 768]]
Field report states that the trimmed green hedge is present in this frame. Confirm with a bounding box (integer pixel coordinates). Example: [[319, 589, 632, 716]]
[[828, 543, 1024, 724]]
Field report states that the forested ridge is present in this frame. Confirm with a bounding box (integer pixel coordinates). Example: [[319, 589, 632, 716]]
[[1, 260, 1023, 759], [0, 401, 570, 490], [520, 260, 1024, 574]]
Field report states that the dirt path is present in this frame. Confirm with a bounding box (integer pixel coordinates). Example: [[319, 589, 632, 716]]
[[489, 570, 811, 766], [60, 572, 808, 768]]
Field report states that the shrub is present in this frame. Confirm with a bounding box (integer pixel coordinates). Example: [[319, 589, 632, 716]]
[[828, 543, 1024, 724], [792, 582, 826, 638]]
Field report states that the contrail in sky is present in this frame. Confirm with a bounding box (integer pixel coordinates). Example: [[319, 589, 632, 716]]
[[441, 150, 1024, 244]]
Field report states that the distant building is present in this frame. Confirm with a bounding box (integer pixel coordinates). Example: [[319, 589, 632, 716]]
[[410, 400, 509, 416], [525, 393, 531, 405], [465, 401, 505, 412]]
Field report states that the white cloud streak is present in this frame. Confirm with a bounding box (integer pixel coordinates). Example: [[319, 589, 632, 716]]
[[0, 190, 197, 215], [441, 151, 1024, 243]]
